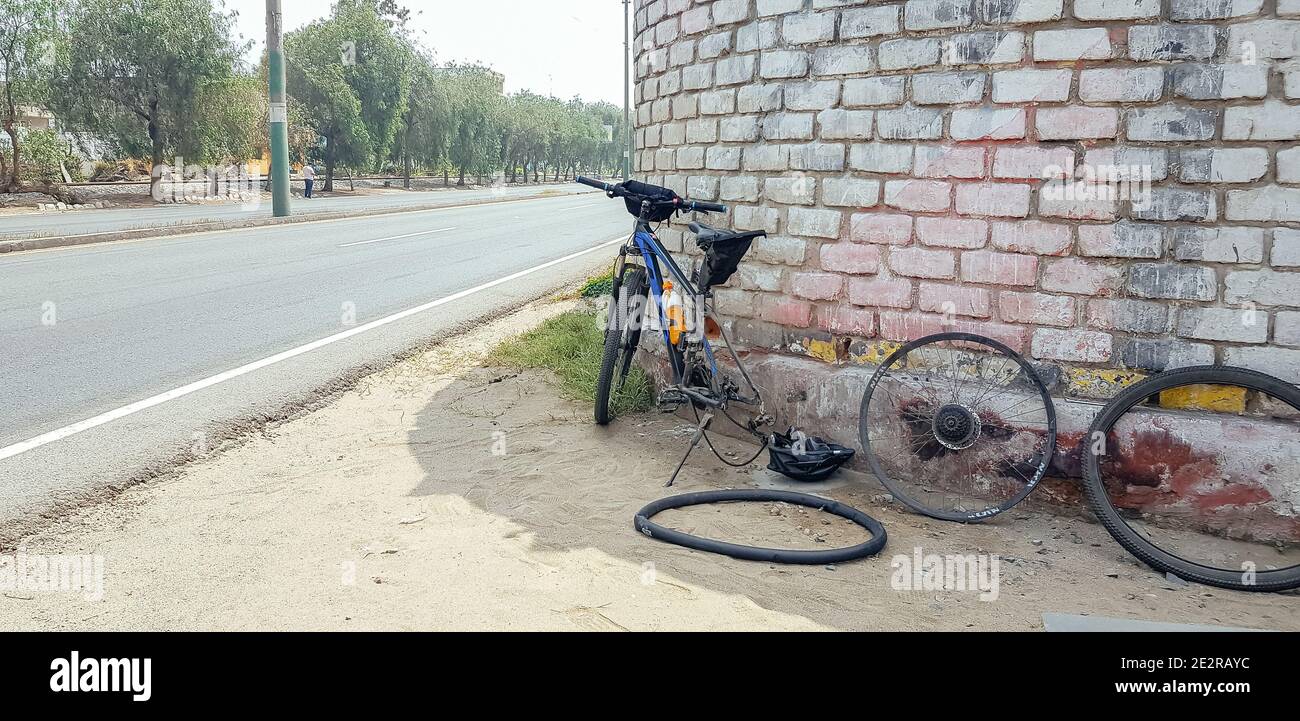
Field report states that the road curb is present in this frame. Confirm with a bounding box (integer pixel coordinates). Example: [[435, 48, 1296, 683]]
[[0, 187, 596, 254]]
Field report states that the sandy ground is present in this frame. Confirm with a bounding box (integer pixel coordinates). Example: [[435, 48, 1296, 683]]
[[1, 297, 1296, 631]]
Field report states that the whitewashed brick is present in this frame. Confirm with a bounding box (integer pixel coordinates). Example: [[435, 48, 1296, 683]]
[[843, 76, 906, 107], [812, 46, 875, 76], [784, 80, 841, 110], [876, 105, 944, 140], [992, 69, 1072, 103], [765, 176, 818, 205], [849, 143, 914, 174], [822, 178, 882, 207], [783, 12, 837, 44], [913, 72, 987, 105], [720, 175, 761, 202], [1032, 28, 1111, 61], [759, 50, 810, 78], [904, 0, 974, 30], [762, 112, 815, 140], [1224, 101, 1300, 141], [787, 207, 844, 238], [1075, 0, 1159, 21], [840, 5, 900, 38], [878, 38, 941, 70], [951, 107, 1026, 140], [817, 109, 874, 140], [1079, 68, 1164, 102]]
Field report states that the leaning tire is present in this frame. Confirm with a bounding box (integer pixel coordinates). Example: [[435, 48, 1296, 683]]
[[1082, 365, 1300, 592]]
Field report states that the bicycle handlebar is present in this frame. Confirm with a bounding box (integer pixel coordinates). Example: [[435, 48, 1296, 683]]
[[575, 175, 612, 192], [574, 176, 727, 215]]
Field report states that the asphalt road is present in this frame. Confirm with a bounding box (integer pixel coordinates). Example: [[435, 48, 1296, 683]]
[[0, 182, 596, 241], [0, 190, 630, 533]]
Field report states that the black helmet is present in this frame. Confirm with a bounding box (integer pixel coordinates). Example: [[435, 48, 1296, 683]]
[[767, 428, 855, 482]]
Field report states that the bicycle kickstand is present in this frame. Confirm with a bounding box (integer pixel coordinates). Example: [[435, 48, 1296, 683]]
[[666, 412, 713, 487]]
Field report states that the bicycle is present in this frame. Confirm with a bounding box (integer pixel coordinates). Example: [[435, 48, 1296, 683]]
[[575, 176, 772, 484]]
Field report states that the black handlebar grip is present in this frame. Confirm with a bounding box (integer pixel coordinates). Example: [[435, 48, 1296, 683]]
[[575, 175, 610, 191], [688, 200, 727, 213]]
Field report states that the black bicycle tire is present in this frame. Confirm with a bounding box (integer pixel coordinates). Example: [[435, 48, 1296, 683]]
[[858, 332, 1058, 523], [616, 269, 648, 386], [594, 266, 645, 425], [633, 489, 887, 564], [1082, 365, 1300, 592]]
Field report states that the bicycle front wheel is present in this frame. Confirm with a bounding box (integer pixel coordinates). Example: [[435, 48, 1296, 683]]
[[1083, 366, 1300, 591], [594, 265, 647, 425]]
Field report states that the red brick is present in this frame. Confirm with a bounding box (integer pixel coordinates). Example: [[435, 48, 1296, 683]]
[[757, 295, 814, 326], [991, 220, 1073, 256], [960, 250, 1039, 286], [918, 283, 991, 318], [998, 291, 1075, 327], [790, 271, 844, 300], [879, 311, 949, 341], [849, 213, 913, 245], [888, 246, 957, 279], [915, 217, 989, 249], [879, 312, 1031, 352], [848, 277, 913, 308], [951, 319, 1032, 353], [820, 242, 882, 274], [1040, 257, 1124, 296], [818, 305, 876, 336]]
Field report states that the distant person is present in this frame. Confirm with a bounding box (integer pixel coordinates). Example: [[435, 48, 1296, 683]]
[[302, 163, 316, 199]]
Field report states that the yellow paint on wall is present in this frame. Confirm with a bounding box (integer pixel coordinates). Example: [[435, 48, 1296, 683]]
[[850, 340, 902, 366], [1159, 384, 1248, 413], [1065, 367, 1147, 397], [805, 338, 839, 364]]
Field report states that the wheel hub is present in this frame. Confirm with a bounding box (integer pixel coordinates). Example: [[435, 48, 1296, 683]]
[[932, 404, 981, 450]]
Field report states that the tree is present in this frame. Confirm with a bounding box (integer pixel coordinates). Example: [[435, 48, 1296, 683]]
[[390, 46, 452, 188], [285, 0, 409, 191], [0, 0, 62, 196], [444, 65, 501, 185], [47, 0, 245, 196]]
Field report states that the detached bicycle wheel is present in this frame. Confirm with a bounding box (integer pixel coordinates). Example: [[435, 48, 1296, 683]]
[[594, 265, 647, 425], [1083, 366, 1300, 592], [859, 333, 1056, 522]]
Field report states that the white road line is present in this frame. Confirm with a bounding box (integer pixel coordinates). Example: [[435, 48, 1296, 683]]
[[0, 189, 604, 253], [338, 227, 456, 247], [0, 233, 628, 463]]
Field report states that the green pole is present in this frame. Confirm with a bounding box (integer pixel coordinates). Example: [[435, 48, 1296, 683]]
[[267, 0, 291, 217], [623, 0, 631, 181]]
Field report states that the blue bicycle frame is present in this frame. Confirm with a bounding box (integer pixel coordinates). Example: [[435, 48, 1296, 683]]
[[626, 220, 720, 388]]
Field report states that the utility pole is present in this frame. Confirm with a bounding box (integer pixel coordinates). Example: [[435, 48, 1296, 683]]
[[266, 0, 291, 217], [623, 0, 631, 181]]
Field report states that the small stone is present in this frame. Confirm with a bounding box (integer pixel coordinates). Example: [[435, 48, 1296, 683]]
[[1031, 539, 1043, 546]]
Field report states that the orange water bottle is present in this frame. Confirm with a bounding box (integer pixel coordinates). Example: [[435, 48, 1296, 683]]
[[663, 280, 686, 346]]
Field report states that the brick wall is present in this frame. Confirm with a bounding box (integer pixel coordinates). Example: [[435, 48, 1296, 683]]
[[632, 0, 1300, 397]]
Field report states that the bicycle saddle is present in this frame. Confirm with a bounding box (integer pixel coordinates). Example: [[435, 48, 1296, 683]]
[[688, 222, 766, 246]]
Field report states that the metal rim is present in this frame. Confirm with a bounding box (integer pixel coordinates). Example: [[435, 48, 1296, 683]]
[[858, 332, 1058, 523]]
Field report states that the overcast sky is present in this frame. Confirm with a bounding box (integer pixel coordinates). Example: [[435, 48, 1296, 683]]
[[226, 0, 628, 105]]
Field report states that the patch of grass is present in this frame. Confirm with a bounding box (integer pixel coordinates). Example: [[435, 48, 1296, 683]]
[[578, 270, 615, 298], [488, 310, 653, 415]]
